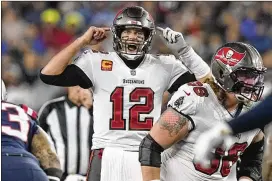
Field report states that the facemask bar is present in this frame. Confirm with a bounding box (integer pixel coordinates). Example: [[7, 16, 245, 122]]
[[118, 37, 146, 55], [112, 25, 155, 60], [235, 82, 264, 102], [230, 68, 265, 102]]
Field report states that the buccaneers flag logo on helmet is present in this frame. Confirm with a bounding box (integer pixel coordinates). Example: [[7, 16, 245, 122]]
[[215, 47, 246, 66]]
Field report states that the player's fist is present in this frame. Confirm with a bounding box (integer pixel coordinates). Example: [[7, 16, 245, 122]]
[[81, 26, 110, 46], [156, 27, 187, 56]]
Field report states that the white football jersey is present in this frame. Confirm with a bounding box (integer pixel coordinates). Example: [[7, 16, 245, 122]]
[[73, 50, 188, 150], [163, 81, 260, 181]]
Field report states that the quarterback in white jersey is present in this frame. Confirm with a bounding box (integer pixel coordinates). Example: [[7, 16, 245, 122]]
[[40, 6, 211, 181], [139, 42, 266, 181], [75, 49, 189, 150]]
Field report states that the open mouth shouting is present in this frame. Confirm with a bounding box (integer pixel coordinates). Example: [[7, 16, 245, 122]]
[[127, 44, 138, 52]]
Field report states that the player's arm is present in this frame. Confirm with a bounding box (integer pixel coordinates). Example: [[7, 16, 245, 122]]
[[164, 49, 211, 97], [177, 45, 212, 83], [40, 27, 109, 88], [157, 27, 212, 86], [150, 107, 192, 148], [139, 107, 192, 181], [41, 27, 108, 75], [237, 131, 264, 181], [31, 126, 63, 181]]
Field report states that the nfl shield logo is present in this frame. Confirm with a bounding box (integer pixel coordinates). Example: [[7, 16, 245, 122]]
[[130, 69, 136, 76]]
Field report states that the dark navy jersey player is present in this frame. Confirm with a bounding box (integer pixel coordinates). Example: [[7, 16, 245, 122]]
[[1, 80, 62, 181], [1, 101, 47, 181], [2, 102, 37, 157]]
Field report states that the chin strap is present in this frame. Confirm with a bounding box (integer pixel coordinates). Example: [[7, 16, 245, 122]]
[[234, 94, 253, 107]]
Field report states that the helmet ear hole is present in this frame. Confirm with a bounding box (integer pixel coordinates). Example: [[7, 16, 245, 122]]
[[116, 27, 124, 38], [142, 28, 150, 40], [219, 69, 224, 79]]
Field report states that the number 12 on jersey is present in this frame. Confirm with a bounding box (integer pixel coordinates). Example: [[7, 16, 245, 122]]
[[110, 87, 154, 131]]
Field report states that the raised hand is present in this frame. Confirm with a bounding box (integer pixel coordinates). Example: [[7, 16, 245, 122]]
[[81, 26, 111, 46], [156, 26, 187, 56]]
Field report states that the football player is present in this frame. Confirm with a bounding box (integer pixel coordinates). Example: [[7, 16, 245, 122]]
[[139, 42, 266, 181], [40, 6, 211, 181], [1, 80, 62, 181]]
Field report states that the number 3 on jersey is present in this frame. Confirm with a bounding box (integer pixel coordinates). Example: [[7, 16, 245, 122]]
[[110, 87, 154, 131], [1, 103, 30, 142]]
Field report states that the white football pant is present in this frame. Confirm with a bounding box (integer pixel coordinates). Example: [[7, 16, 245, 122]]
[[101, 147, 142, 181]]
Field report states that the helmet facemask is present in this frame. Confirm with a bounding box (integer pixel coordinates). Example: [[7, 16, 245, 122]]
[[211, 42, 267, 104], [229, 68, 265, 102], [112, 25, 154, 60]]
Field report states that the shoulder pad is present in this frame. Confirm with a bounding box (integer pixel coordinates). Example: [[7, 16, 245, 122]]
[[168, 84, 197, 115]]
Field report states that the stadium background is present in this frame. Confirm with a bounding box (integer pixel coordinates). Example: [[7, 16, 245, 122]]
[[2, 1, 272, 110]]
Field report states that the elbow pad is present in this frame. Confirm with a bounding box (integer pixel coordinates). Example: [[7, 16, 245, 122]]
[[139, 134, 164, 167], [237, 138, 264, 181]]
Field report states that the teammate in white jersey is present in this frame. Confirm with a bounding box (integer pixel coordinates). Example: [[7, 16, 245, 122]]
[[139, 42, 266, 181], [40, 6, 211, 181]]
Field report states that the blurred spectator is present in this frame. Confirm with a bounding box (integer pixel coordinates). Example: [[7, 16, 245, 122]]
[[2, 7, 27, 46], [23, 23, 46, 56], [24, 2, 47, 24], [63, 11, 85, 36], [40, 8, 74, 52]]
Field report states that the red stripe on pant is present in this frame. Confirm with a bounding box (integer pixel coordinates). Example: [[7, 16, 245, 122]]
[[86, 149, 104, 181]]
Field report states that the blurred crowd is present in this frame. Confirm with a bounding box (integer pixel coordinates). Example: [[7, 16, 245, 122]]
[[2, 1, 272, 110]]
